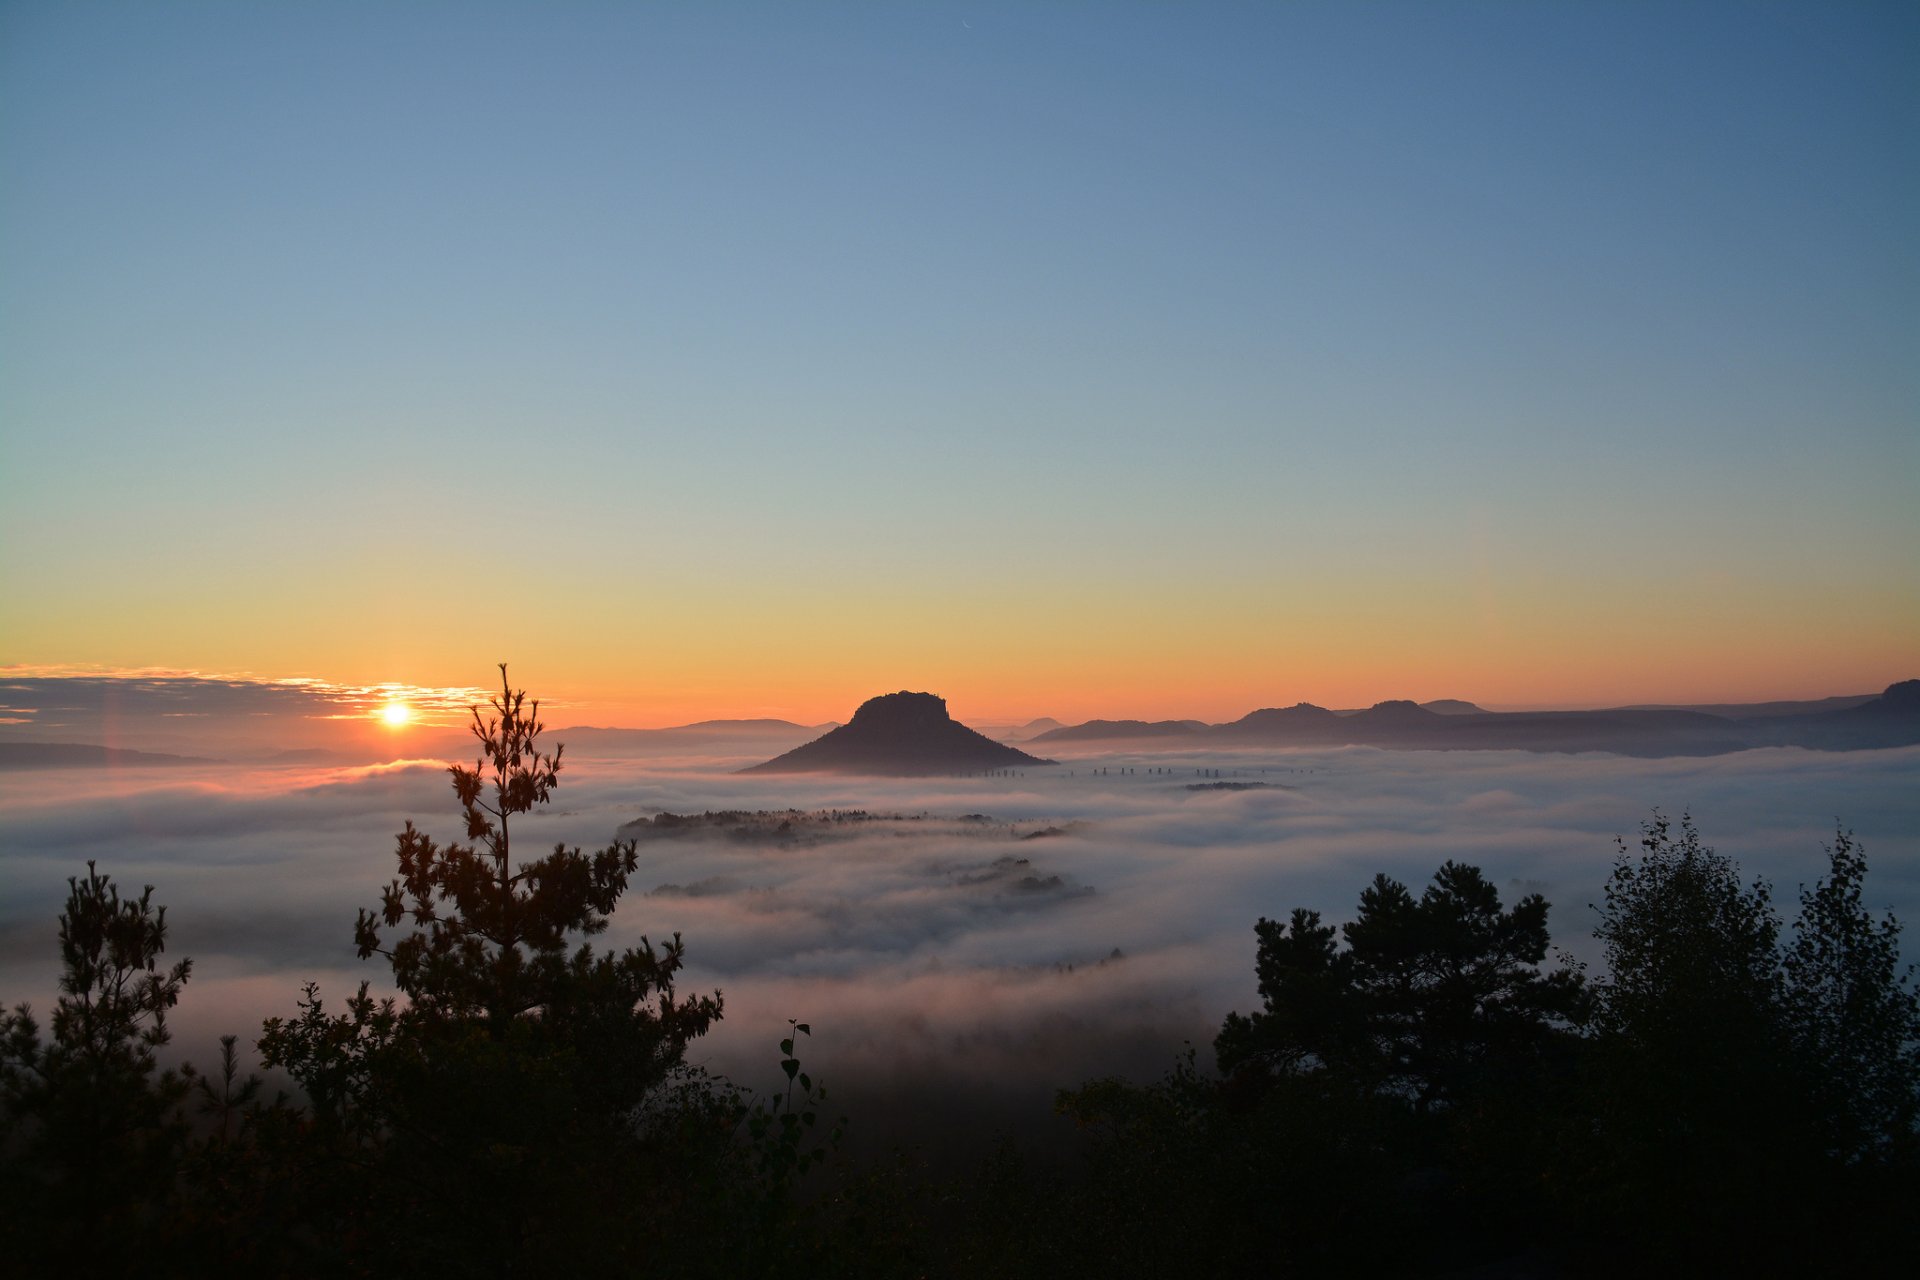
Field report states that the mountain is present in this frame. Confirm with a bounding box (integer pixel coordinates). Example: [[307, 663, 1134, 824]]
[[1420, 699, 1485, 715], [738, 681, 1919, 766], [1840, 678, 1920, 714], [1031, 719, 1204, 743], [0, 742, 219, 769], [989, 717, 1065, 742], [1743, 680, 1920, 751], [1424, 709, 1749, 756], [1614, 694, 1879, 719], [1213, 703, 1343, 737], [1198, 701, 1744, 755], [742, 692, 1055, 776], [1350, 699, 1445, 727]]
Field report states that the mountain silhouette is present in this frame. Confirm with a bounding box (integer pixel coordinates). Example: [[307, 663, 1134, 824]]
[[982, 680, 1919, 758], [1847, 678, 1920, 714], [1213, 703, 1343, 738], [0, 742, 219, 769], [1420, 699, 1485, 715], [1032, 718, 1204, 743], [994, 716, 1066, 742], [742, 692, 1055, 776], [1351, 699, 1444, 726]]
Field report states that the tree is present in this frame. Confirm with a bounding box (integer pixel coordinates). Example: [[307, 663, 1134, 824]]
[[259, 666, 724, 1275], [1217, 861, 1586, 1111], [0, 863, 193, 1274], [1581, 812, 1823, 1267], [1039, 864, 1589, 1277], [1209, 862, 1589, 1267], [1784, 826, 1920, 1164], [349, 665, 717, 1058], [1589, 810, 1782, 1055]]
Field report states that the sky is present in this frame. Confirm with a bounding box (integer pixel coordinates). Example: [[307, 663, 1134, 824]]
[[2, 2, 1915, 726]]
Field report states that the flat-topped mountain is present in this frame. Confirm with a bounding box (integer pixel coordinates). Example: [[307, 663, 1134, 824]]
[[742, 692, 1056, 776]]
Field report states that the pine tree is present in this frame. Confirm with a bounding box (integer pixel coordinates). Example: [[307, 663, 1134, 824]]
[[259, 665, 723, 1275], [0, 863, 193, 1275]]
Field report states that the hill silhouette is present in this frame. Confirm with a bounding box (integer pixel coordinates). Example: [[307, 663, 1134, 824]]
[[1747, 679, 1920, 750], [0, 741, 220, 769], [1033, 718, 1204, 743], [1210, 703, 1343, 739], [1028, 680, 1919, 756], [742, 692, 1055, 776], [1419, 698, 1484, 715]]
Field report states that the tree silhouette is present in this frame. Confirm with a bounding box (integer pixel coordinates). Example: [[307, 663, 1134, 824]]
[[0, 863, 193, 1275], [1217, 860, 1585, 1110], [1784, 826, 1920, 1165], [259, 665, 723, 1275], [1581, 811, 1820, 1266], [1590, 811, 1782, 1051], [347, 663, 718, 1060]]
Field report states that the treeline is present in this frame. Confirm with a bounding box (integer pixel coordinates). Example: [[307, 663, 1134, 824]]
[[1043, 816, 1919, 1276], [2, 673, 1916, 1277]]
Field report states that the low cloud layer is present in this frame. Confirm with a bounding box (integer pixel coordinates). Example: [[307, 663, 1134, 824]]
[[4, 742, 1914, 1152]]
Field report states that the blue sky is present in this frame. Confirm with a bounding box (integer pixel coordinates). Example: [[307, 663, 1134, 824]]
[[2, 2, 1914, 720]]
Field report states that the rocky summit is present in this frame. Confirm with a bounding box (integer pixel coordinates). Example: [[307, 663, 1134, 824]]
[[742, 691, 1054, 776]]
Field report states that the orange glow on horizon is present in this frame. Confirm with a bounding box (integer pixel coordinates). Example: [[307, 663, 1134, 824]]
[[6, 567, 1913, 730]]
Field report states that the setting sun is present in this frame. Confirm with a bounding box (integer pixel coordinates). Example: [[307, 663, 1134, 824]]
[[380, 700, 413, 728]]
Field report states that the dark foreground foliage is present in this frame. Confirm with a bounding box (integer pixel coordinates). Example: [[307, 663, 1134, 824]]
[[1038, 816, 1920, 1277], [3, 667, 1916, 1278]]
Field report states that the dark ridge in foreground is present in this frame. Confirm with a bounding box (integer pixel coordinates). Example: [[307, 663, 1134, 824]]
[[742, 691, 1055, 776]]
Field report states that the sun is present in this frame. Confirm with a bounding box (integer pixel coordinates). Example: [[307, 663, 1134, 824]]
[[380, 700, 413, 728]]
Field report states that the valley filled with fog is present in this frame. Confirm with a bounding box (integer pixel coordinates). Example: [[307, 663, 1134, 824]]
[[5, 733, 1914, 1152]]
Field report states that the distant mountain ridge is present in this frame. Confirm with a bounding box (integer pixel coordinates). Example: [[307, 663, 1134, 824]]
[[743, 692, 1055, 776], [979, 717, 1066, 743], [1027, 682, 1920, 757], [1420, 699, 1485, 715], [1036, 718, 1207, 743], [0, 742, 220, 769]]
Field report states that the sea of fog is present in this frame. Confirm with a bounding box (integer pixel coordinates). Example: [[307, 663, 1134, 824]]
[[4, 741, 1916, 1157]]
